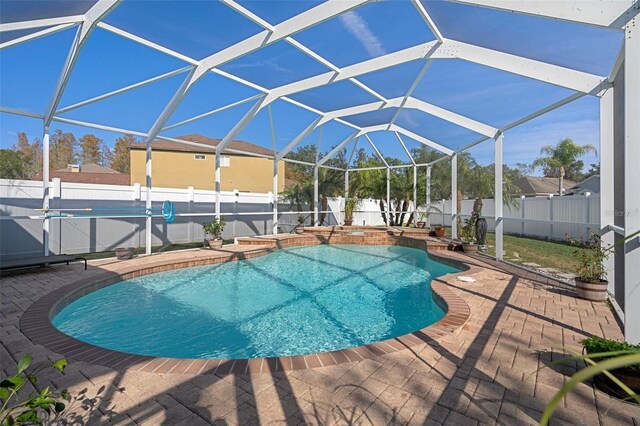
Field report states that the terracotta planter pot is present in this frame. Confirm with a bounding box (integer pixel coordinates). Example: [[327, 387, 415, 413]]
[[207, 239, 223, 249], [435, 227, 446, 237], [295, 226, 305, 234], [417, 221, 426, 229], [115, 247, 135, 260], [575, 278, 608, 301], [344, 220, 353, 226], [462, 243, 478, 253], [586, 348, 640, 401]]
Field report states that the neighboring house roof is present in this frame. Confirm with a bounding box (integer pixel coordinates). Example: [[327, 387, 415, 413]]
[[56, 163, 120, 173], [512, 176, 577, 197], [129, 134, 273, 157], [565, 175, 600, 195], [35, 163, 129, 185]]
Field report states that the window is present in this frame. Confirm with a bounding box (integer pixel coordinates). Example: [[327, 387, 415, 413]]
[[194, 154, 206, 160], [220, 156, 231, 167]]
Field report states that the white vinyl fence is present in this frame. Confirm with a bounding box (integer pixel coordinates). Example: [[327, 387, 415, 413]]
[[427, 194, 600, 241], [0, 179, 339, 257], [0, 179, 599, 257]]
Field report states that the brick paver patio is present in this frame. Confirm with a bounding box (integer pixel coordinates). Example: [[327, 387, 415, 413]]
[[1, 233, 638, 425]]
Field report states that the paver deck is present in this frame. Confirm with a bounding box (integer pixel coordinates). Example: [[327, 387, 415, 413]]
[[1, 233, 637, 425]]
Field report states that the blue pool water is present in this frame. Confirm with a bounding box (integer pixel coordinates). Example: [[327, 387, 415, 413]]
[[53, 245, 461, 359]]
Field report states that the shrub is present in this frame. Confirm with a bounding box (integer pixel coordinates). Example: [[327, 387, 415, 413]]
[[0, 354, 69, 425], [580, 336, 640, 372]]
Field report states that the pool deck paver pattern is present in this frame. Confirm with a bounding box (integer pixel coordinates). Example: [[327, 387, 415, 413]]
[[1, 231, 638, 425]]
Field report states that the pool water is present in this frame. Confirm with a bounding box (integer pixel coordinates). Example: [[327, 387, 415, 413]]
[[53, 245, 460, 359]]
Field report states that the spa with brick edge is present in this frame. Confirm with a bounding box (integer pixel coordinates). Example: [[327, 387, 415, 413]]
[[20, 228, 475, 375]]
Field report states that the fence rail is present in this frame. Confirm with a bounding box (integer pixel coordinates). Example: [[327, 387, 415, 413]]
[[1, 179, 601, 256]]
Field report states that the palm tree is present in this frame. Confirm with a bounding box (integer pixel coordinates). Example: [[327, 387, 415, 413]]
[[533, 138, 597, 196]]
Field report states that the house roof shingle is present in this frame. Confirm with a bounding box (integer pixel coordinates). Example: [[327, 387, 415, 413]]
[[512, 176, 577, 196], [129, 134, 273, 157], [35, 163, 130, 185]]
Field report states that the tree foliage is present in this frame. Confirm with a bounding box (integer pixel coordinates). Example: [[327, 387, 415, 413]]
[[110, 134, 136, 174], [0, 150, 29, 179], [79, 134, 110, 166], [533, 138, 597, 195], [49, 130, 77, 170]]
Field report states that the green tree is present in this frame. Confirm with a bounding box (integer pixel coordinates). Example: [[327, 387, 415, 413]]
[[110, 134, 136, 174], [49, 129, 77, 170], [0, 149, 28, 179], [79, 134, 106, 165], [12, 132, 42, 178], [533, 138, 596, 196]]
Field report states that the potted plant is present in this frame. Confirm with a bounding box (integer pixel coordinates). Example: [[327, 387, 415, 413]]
[[416, 211, 428, 229], [343, 197, 359, 226], [295, 214, 305, 234], [580, 336, 640, 400], [203, 217, 226, 248], [435, 226, 446, 237], [566, 232, 610, 301], [459, 218, 478, 253], [115, 247, 135, 260]]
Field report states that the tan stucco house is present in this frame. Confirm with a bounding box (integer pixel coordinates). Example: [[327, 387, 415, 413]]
[[129, 134, 285, 193]]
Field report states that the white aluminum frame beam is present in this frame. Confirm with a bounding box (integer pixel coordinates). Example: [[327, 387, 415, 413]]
[[317, 130, 361, 165], [0, 15, 85, 32], [276, 116, 324, 160], [390, 125, 454, 155], [324, 96, 498, 138], [441, 39, 606, 94], [404, 97, 498, 137], [364, 134, 389, 168], [449, 0, 639, 29], [494, 132, 504, 260], [623, 13, 640, 344], [44, 0, 121, 126], [57, 65, 194, 114], [388, 59, 433, 129], [411, 0, 444, 42], [451, 153, 458, 238], [600, 88, 615, 297], [394, 132, 416, 165], [0, 22, 78, 50]]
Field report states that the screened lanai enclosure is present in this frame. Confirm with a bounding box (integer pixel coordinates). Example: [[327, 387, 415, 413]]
[[0, 0, 639, 342]]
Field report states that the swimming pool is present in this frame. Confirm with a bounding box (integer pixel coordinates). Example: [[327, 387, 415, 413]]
[[53, 245, 461, 359]]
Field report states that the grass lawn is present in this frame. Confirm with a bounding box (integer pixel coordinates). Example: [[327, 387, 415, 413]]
[[484, 232, 577, 273], [441, 226, 577, 274]]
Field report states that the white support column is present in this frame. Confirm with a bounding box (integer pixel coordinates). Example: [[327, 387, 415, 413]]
[[386, 167, 391, 226], [313, 166, 319, 226], [451, 154, 458, 239], [495, 133, 504, 261], [426, 166, 431, 227], [600, 88, 615, 296], [145, 137, 152, 255], [413, 165, 417, 223], [345, 170, 349, 199], [344, 170, 349, 225], [273, 159, 278, 235], [624, 13, 640, 344], [215, 154, 221, 220], [42, 127, 50, 256]]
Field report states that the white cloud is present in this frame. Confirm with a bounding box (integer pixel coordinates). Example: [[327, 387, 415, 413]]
[[339, 12, 386, 57]]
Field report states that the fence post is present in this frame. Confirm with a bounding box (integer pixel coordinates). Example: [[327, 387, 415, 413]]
[[548, 194, 554, 241], [585, 192, 591, 236], [451, 154, 458, 239], [520, 195, 525, 236], [426, 166, 431, 227], [188, 186, 194, 243]]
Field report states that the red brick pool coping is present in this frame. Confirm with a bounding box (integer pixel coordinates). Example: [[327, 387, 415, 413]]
[[20, 229, 478, 375]]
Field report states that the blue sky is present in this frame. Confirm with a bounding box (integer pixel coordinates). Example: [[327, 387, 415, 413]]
[[0, 0, 623, 173]]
